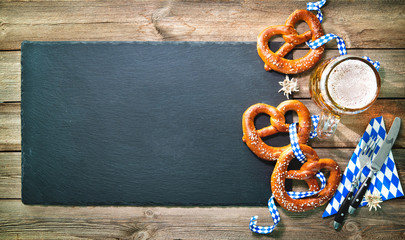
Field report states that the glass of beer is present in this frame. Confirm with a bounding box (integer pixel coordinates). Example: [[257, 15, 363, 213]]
[[310, 55, 381, 139]]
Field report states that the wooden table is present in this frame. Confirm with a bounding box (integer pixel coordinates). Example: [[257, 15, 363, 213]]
[[0, 1, 404, 239]]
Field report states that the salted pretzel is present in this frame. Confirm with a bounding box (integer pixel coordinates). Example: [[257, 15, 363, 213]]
[[257, 9, 325, 74], [271, 145, 342, 212], [242, 100, 311, 161]]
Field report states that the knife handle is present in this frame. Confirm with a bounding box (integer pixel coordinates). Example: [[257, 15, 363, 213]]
[[334, 189, 355, 227], [349, 171, 374, 213]]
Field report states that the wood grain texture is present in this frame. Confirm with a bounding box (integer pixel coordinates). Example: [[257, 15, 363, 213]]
[[1, 145, 405, 240], [1, 149, 404, 238], [2, 149, 404, 199], [304, 99, 405, 148], [0, 152, 20, 199], [0, 199, 403, 239], [1, 99, 404, 151], [0, 51, 20, 102], [0, 0, 404, 239], [2, 49, 405, 102], [0, 0, 404, 50], [293, 49, 405, 99], [0, 103, 20, 151]]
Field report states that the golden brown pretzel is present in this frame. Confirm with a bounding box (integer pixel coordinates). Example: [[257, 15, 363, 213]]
[[257, 9, 325, 74], [271, 145, 342, 212], [242, 100, 311, 161]]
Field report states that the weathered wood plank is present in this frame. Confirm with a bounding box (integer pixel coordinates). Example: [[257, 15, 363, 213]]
[[0, 152, 20, 199], [0, 0, 404, 50], [0, 1, 402, 239], [0, 198, 403, 239], [2, 149, 404, 200], [0, 103, 20, 151], [304, 99, 405, 148], [1, 49, 404, 102], [0, 51, 20, 102], [1, 99, 403, 151], [293, 49, 405, 99]]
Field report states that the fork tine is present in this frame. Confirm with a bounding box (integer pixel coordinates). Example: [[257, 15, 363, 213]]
[[365, 136, 380, 157], [371, 138, 381, 155], [362, 136, 375, 156], [360, 138, 368, 151], [358, 137, 376, 168], [367, 141, 374, 155], [361, 138, 371, 153]]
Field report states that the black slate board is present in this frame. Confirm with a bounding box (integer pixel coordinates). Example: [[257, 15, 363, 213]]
[[21, 41, 292, 206]]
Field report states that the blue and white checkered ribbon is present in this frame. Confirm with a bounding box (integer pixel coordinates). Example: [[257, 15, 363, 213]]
[[251, 1, 384, 233], [289, 122, 306, 163], [289, 115, 320, 163], [249, 115, 322, 234], [306, 0, 380, 71], [323, 116, 403, 217], [250, 172, 326, 234], [307, 0, 327, 23], [307, 33, 347, 56], [310, 115, 320, 139], [362, 56, 380, 71]]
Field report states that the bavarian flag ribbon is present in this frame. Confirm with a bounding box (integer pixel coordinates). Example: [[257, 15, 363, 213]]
[[250, 172, 327, 234], [249, 116, 323, 235], [306, 0, 380, 71], [250, 0, 382, 234], [307, 33, 347, 56], [289, 115, 320, 162], [362, 56, 380, 71], [306, 0, 327, 23], [323, 117, 403, 217]]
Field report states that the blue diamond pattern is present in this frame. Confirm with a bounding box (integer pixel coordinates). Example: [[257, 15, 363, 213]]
[[323, 117, 403, 217]]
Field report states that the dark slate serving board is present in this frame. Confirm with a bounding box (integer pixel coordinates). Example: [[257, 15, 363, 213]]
[[21, 41, 292, 206]]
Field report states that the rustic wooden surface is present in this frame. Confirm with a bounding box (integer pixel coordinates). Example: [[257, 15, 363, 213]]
[[0, 0, 404, 239]]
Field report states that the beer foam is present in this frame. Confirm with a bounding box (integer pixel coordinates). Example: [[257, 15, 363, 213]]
[[327, 59, 378, 109]]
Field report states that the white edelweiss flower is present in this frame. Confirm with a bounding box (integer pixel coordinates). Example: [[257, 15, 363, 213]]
[[362, 190, 383, 211], [279, 75, 299, 99]]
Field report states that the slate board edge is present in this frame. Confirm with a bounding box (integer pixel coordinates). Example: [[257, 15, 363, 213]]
[[20, 41, 288, 206]]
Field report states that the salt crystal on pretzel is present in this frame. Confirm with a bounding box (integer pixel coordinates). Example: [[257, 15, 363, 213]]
[[257, 9, 325, 74], [271, 145, 342, 212], [242, 100, 311, 161]]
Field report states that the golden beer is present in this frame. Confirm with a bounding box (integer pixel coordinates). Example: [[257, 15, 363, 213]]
[[310, 55, 381, 138]]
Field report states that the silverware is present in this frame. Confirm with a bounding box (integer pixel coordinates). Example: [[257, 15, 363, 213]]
[[348, 117, 401, 214], [333, 137, 379, 230]]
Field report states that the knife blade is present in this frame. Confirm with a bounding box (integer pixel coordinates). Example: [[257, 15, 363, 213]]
[[348, 117, 401, 214]]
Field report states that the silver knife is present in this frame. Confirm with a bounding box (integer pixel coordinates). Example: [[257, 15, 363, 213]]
[[348, 117, 401, 214]]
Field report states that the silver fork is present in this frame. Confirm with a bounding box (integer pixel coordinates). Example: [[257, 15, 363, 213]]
[[354, 137, 380, 186], [333, 136, 380, 230]]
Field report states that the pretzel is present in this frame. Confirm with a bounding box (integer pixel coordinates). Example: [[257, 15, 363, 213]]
[[271, 145, 342, 212], [257, 9, 325, 74], [242, 100, 311, 161]]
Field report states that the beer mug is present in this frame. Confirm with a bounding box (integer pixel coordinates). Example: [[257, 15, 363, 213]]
[[310, 55, 381, 139]]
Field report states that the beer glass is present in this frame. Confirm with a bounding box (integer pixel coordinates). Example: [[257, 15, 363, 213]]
[[310, 55, 381, 139]]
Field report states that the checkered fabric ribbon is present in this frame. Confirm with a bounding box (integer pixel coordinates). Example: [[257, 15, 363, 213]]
[[289, 115, 320, 163], [307, 33, 347, 56], [306, 0, 327, 23], [362, 56, 381, 71], [309, 115, 320, 139], [306, 0, 380, 70], [323, 116, 404, 218], [249, 115, 323, 234], [250, 1, 385, 233], [250, 172, 326, 234]]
